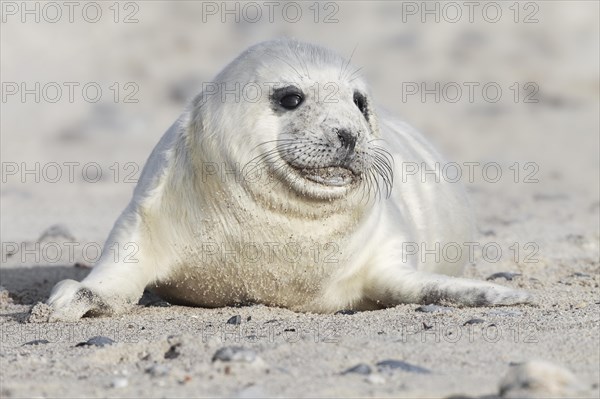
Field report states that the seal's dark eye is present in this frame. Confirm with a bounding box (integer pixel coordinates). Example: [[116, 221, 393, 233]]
[[271, 86, 304, 111], [353, 91, 368, 117], [280, 93, 303, 110]]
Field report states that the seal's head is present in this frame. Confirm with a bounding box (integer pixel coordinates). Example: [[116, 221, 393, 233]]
[[190, 39, 393, 202]]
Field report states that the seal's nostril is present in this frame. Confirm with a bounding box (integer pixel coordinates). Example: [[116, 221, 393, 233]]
[[337, 129, 356, 152]]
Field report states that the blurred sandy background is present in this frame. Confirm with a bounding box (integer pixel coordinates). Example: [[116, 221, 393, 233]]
[[1, 1, 599, 398]]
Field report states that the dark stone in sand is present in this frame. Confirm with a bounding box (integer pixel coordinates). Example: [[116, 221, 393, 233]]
[[23, 339, 50, 346], [486, 272, 521, 281], [212, 346, 257, 363], [164, 344, 181, 359], [342, 363, 372, 375], [75, 336, 115, 347], [376, 359, 431, 374], [463, 318, 486, 326], [335, 309, 357, 315]]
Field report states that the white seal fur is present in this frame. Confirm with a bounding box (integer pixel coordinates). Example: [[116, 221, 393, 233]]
[[47, 39, 532, 321]]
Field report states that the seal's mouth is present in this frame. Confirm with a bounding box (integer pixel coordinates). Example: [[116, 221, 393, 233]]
[[294, 166, 356, 187]]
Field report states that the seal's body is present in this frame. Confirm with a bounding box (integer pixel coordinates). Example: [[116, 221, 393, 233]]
[[48, 39, 531, 321]]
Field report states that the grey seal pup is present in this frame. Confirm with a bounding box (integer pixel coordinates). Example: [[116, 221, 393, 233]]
[[47, 39, 531, 321]]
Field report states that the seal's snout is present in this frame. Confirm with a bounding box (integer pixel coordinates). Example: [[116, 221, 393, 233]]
[[336, 129, 357, 153]]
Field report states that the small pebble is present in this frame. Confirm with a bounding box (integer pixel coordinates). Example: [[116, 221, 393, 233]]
[[486, 272, 521, 281], [376, 359, 431, 374], [415, 305, 454, 313], [463, 318, 486, 326], [570, 272, 590, 278], [164, 344, 181, 359], [23, 339, 50, 346], [76, 336, 115, 347], [335, 309, 357, 315], [111, 378, 128, 388], [212, 346, 257, 363], [342, 363, 372, 375], [145, 364, 170, 377], [227, 315, 242, 325], [145, 300, 172, 308], [140, 290, 172, 307], [487, 309, 522, 317]]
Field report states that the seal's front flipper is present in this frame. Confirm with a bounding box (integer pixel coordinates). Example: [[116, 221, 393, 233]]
[[47, 255, 150, 321], [47, 280, 114, 322], [365, 266, 533, 307], [418, 277, 534, 307], [46, 220, 158, 321]]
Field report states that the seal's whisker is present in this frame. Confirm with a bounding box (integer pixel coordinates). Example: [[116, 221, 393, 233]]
[[248, 140, 296, 158], [373, 150, 394, 181], [371, 147, 395, 180], [354, 174, 366, 205], [255, 138, 296, 147], [290, 47, 311, 79], [243, 145, 301, 176], [373, 154, 394, 188], [366, 168, 378, 203], [267, 51, 304, 80], [248, 139, 311, 162], [378, 165, 394, 198], [371, 144, 394, 161], [361, 170, 375, 205], [368, 140, 396, 168], [339, 42, 359, 81], [371, 169, 381, 203], [372, 164, 384, 201], [265, 146, 309, 178], [348, 66, 365, 83], [367, 152, 393, 200]]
